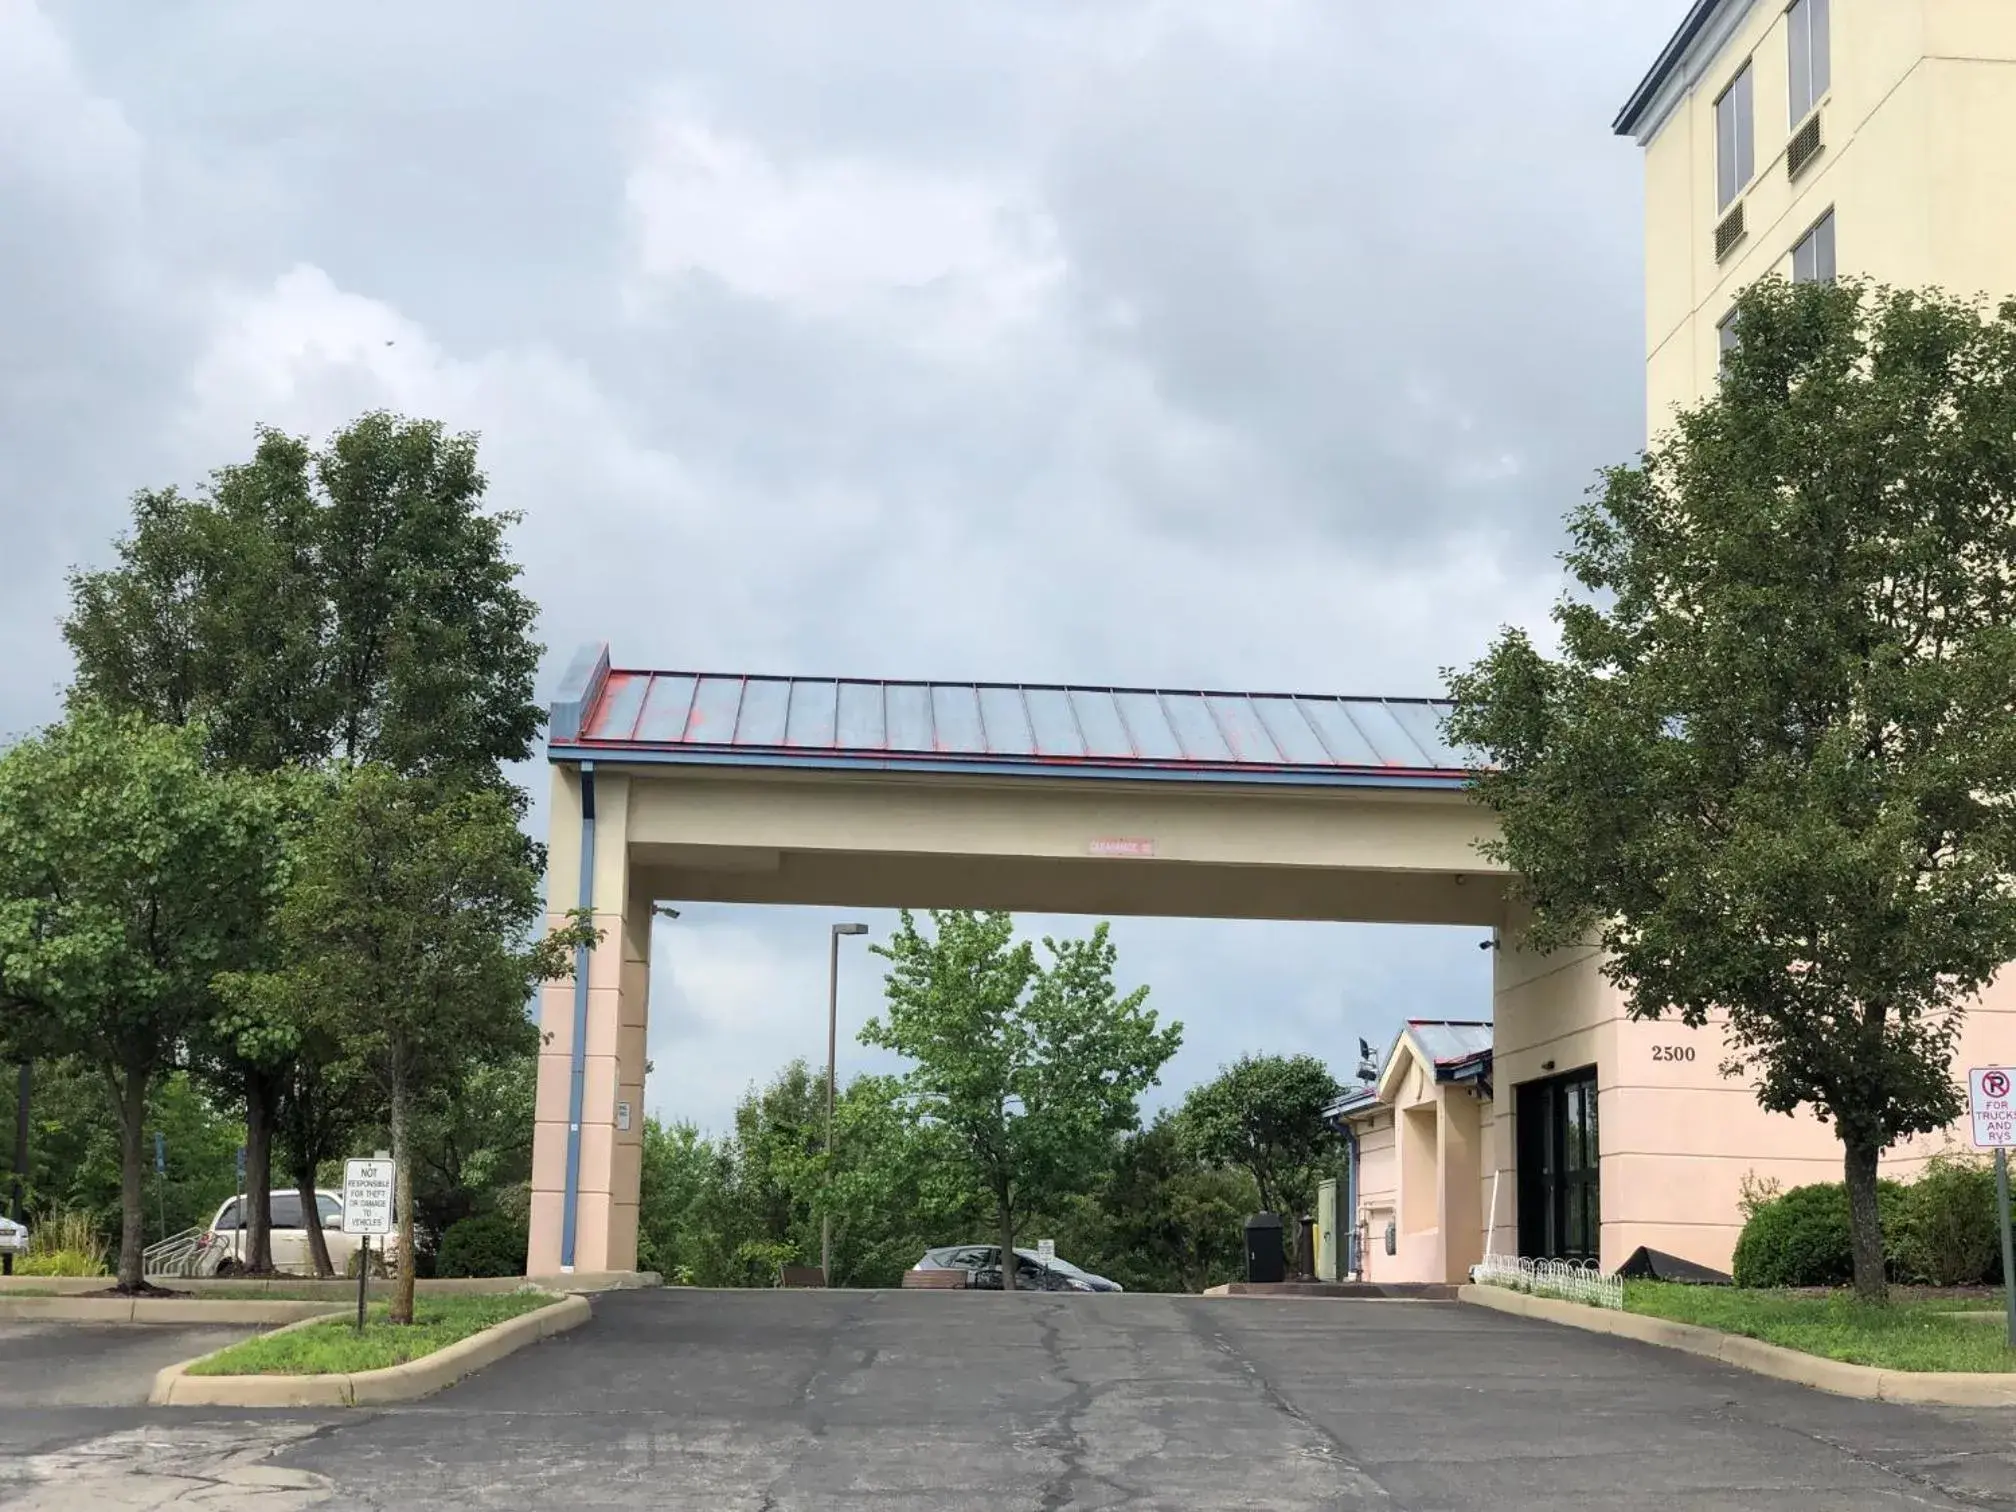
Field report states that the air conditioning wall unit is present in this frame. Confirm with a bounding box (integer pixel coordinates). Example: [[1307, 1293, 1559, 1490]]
[[1788, 113, 1823, 179], [1715, 202, 1747, 262]]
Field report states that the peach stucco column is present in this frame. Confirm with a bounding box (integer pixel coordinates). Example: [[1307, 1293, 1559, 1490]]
[[528, 767, 650, 1275], [1436, 1088, 1484, 1283]]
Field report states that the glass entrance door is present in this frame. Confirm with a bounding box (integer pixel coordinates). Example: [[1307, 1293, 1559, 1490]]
[[1516, 1067, 1600, 1261]]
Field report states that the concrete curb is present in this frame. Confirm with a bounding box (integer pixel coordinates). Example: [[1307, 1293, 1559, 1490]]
[[0, 1296, 341, 1325], [0, 1271, 658, 1297], [1202, 1282, 1456, 1300], [150, 1293, 591, 1407], [1458, 1284, 2016, 1406]]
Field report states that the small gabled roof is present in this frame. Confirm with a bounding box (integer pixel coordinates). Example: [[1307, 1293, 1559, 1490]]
[[1326, 1020, 1493, 1125]]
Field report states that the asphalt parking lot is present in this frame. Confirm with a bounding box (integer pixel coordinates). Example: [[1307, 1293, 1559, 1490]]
[[0, 1321, 254, 1408], [5, 1291, 2016, 1510]]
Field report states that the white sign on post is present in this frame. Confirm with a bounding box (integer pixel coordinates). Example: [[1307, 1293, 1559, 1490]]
[[1036, 1239, 1055, 1264], [1968, 1067, 2015, 1149], [341, 1158, 395, 1236]]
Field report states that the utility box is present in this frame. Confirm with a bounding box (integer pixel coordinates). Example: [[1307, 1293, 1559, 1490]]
[[1315, 1179, 1339, 1281], [1243, 1212, 1285, 1284]]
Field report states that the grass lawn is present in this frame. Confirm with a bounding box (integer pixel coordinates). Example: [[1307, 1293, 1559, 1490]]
[[188, 1290, 557, 1375], [1625, 1280, 2016, 1373]]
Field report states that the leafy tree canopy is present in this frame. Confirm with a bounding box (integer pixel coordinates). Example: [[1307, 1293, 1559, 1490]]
[[1446, 277, 2016, 1300], [219, 764, 587, 1318], [64, 411, 542, 795], [1176, 1052, 1343, 1218], [0, 708, 284, 1288], [861, 909, 1181, 1288]]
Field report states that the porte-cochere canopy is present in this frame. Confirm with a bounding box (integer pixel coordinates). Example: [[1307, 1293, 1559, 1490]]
[[547, 643, 1476, 789], [528, 644, 1503, 1278]]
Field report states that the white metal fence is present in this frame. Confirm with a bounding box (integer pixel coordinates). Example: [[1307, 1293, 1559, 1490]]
[[1470, 1253, 1623, 1310]]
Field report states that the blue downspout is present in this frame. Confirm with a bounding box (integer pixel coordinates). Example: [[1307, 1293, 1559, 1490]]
[[560, 763, 597, 1272]]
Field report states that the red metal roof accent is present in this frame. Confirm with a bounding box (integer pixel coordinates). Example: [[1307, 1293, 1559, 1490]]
[[562, 665, 1474, 780]]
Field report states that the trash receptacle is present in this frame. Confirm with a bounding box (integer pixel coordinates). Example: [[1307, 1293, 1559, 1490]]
[[1244, 1212, 1285, 1284]]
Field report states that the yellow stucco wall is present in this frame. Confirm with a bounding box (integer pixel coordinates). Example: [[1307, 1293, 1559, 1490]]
[[1640, 0, 2016, 433]]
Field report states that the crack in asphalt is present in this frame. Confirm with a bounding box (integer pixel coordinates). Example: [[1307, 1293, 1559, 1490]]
[[1181, 1307, 1392, 1503], [1033, 1302, 1109, 1512], [1707, 1401, 2016, 1512]]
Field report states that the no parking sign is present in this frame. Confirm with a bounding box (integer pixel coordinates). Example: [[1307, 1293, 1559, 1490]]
[[1970, 1067, 2015, 1149]]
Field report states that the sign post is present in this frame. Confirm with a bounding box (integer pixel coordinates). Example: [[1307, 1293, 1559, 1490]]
[[341, 1157, 395, 1334], [1036, 1238, 1055, 1288], [153, 1132, 167, 1248], [1967, 1067, 2016, 1350]]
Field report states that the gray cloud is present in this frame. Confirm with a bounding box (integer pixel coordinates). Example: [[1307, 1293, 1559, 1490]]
[[6, 0, 1680, 1131]]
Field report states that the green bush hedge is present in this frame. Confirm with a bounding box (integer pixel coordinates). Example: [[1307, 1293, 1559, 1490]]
[[1732, 1156, 2010, 1289], [1730, 1179, 1906, 1288], [435, 1212, 528, 1279], [1891, 1151, 2004, 1287]]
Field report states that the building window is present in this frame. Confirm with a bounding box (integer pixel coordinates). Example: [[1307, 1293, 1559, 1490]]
[[1517, 1067, 1600, 1262], [1792, 209, 1836, 282], [1788, 0, 1831, 124], [1718, 307, 1741, 367], [1716, 62, 1755, 210]]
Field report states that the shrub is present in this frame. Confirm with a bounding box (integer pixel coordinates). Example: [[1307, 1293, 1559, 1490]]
[[1891, 1149, 2002, 1287], [729, 1238, 798, 1287], [1736, 1169, 1782, 1221], [18, 1249, 110, 1277], [435, 1213, 528, 1279], [18, 1209, 109, 1277], [1730, 1180, 1905, 1288]]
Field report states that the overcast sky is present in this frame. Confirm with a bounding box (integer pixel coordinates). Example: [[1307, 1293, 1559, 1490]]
[[5, 0, 1679, 1135]]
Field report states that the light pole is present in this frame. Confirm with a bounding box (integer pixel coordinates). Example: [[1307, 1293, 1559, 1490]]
[[824, 922, 869, 1285]]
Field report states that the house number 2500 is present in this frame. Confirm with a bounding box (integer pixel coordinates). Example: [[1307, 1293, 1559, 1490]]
[[1651, 1045, 1696, 1063]]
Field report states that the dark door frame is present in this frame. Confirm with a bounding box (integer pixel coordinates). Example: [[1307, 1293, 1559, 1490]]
[[1515, 1065, 1601, 1262]]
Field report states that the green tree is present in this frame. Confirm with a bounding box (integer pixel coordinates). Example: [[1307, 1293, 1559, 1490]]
[[1176, 1053, 1343, 1218], [64, 412, 542, 787], [409, 1053, 539, 1246], [0, 710, 284, 1290], [1446, 276, 2016, 1302], [724, 1060, 826, 1262], [1050, 1116, 1259, 1294], [274, 1028, 377, 1277], [63, 412, 545, 1268], [636, 1116, 737, 1285], [0, 1059, 244, 1247], [220, 765, 590, 1322], [862, 910, 1180, 1290], [820, 1071, 989, 1287]]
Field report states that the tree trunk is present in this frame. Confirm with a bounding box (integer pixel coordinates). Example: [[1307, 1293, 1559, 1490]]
[[114, 1068, 150, 1293], [390, 1069, 416, 1325], [243, 1069, 277, 1273], [1844, 1139, 1888, 1304], [281, 1064, 336, 1277], [999, 1202, 1016, 1293], [296, 1145, 334, 1278]]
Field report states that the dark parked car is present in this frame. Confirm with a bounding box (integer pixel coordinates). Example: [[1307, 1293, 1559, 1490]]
[[913, 1245, 1123, 1292]]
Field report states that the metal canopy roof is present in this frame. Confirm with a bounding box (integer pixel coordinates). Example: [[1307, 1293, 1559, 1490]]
[[546, 643, 1475, 789]]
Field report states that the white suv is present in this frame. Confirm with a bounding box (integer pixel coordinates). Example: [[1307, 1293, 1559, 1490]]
[[200, 1189, 399, 1276]]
